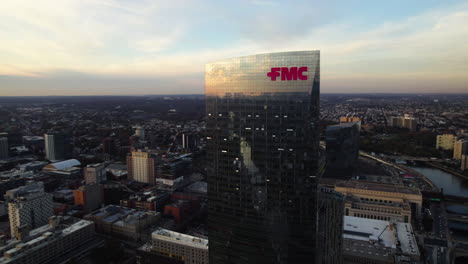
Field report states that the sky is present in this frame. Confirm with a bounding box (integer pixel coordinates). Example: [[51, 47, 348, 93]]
[[1, 0, 468, 96]]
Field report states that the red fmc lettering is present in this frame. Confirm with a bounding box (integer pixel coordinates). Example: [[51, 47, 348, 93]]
[[267, 67, 308, 81]]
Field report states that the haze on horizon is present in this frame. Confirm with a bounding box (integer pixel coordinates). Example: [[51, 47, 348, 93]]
[[1, 0, 468, 96]]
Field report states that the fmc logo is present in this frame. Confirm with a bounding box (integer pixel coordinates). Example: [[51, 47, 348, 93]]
[[267, 67, 308, 81]]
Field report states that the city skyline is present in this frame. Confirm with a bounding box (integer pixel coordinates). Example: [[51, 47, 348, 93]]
[[1, 0, 468, 96]]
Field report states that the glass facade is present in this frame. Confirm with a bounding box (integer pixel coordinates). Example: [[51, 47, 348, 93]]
[[206, 51, 321, 263], [324, 122, 360, 179]]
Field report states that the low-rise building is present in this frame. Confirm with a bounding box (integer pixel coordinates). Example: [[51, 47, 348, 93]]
[[344, 194, 412, 223], [0, 216, 104, 264], [139, 229, 208, 264], [335, 181, 422, 219], [343, 216, 420, 264], [84, 205, 160, 241]]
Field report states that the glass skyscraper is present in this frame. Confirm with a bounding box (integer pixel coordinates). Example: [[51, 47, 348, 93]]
[[206, 51, 321, 263]]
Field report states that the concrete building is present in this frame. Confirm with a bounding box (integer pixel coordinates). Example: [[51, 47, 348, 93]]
[[0, 137, 8, 159], [335, 181, 422, 219], [84, 205, 160, 241], [436, 134, 457, 150], [343, 194, 412, 223], [74, 184, 102, 212], [0, 216, 104, 264], [84, 163, 107, 184], [6, 182, 54, 239], [127, 149, 156, 184], [389, 115, 417, 131], [44, 133, 72, 161], [149, 229, 208, 264], [339, 116, 361, 123], [324, 122, 360, 180], [453, 139, 468, 160], [343, 216, 420, 264], [462, 155, 468, 171], [120, 190, 170, 212]]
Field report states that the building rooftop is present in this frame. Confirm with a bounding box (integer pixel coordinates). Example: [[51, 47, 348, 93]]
[[152, 229, 208, 249], [343, 216, 419, 258], [43, 159, 81, 171], [336, 180, 421, 195]]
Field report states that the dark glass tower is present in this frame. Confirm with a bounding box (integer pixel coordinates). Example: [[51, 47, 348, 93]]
[[206, 51, 321, 263]]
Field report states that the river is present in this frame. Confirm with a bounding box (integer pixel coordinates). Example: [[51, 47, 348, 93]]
[[409, 166, 468, 198]]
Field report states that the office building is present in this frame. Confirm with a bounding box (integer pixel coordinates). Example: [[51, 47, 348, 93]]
[[156, 154, 192, 191], [0, 216, 104, 264], [436, 134, 457, 150], [324, 122, 360, 179], [453, 139, 468, 160], [84, 205, 160, 241], [335, 181, 422, 219], [206, 51, 321, 263], [6, 182, 54, 239], [74, 184, 103, 212], [318, 187, 344, 264], [0, 137, 8, 159], [120, 190, 170, 212], [44, 133, 72, 161], [343, 216, 420, 263], [84, 163, 107, 184], [127, 149, 156, 184], [180, 133, 200, 152], [142, 229, 208, 264]]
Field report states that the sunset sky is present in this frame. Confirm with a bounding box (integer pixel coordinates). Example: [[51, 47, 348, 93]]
[[1, 0, 468, 96]]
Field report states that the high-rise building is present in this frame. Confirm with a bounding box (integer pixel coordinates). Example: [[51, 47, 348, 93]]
[[206, 51, 321, 263], [6, 182, 54, 239], [102, 137, 120, 155], [135, 126, 145, 141], [317, 187, 344, 264], [0, 137, 8, 159], [453, 139, 468, 160], [156, 154, 192, 191], [389, 115, 416, 131], [74, 184, 103, 212], [324, 122, 360, 179], [84, 163, 107, 184], [127, 149, 156, 184], [436, 134, 457, 150], [44, 133, 72, 161], [461, 155, 468, 171]]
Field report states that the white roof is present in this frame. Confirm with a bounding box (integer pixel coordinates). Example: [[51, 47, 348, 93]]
[[152, 229, 208, 249], [44, 159, 81, 171], [343, 216, 419, 256]]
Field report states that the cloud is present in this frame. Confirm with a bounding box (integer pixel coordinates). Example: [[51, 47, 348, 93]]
[[0, 1, 467, 94]]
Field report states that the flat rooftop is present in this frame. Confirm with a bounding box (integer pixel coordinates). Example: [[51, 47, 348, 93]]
[[344, 216, 419, 257], [152, 229, 208, 249], [336, 180, 421, 195]]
